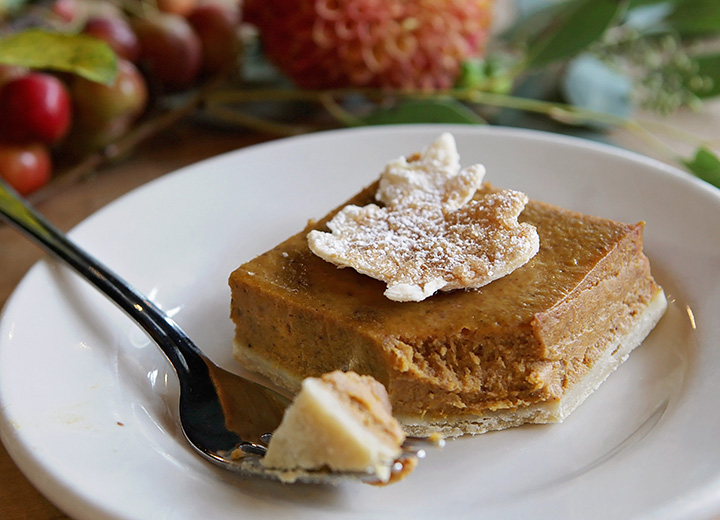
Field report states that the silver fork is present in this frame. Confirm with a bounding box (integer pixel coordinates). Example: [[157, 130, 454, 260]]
[[0, 179, 430, 484]]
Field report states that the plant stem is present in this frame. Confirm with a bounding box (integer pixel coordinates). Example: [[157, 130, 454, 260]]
[[205, 86, 633, 128], [206, 85, 720, 166], [318, 92, 361, 126], [202, 103, 312, 136], [33, 80, 717, 205]]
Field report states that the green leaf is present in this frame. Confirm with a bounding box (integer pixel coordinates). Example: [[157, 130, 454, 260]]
[[456, 60, 486, 89], [693, 53, 720, 98], [682, 146, 720, 188], [0, 29, 117, 84], [358, 99, 486, 126], [455, 57, 513, 93], [501, 0, 578, 44], [626, 0, 683, 8], [526, 0, 625, 68], [665, 0, 720, 35]]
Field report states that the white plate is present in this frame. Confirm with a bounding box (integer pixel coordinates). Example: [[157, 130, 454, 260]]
[[1, 125, 719, 520]]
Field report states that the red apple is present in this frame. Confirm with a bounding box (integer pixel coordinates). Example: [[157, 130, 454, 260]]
[[187, 3, 241, 76], [0, 73, 72, 145], [72, 59, 148, 128], [133, 13, 202, 92], [65, 116, 135, 157], [156, 0, 197, 16], [83, 15, 141, 63], [0, 142, 52, 196]]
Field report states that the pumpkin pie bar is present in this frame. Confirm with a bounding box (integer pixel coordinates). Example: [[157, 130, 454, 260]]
[[261, 370, 409, 483], [228, 143, 666, 438]]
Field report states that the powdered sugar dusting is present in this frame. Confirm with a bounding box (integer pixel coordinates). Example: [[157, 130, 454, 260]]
[[376, 132, 485, 210], [307, 134, 539, 302]]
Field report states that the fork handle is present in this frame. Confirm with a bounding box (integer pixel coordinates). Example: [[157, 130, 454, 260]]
[[0, 180, 205, 382]]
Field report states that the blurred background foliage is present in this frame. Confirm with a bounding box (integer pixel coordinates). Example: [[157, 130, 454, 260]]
[[1, 0, 719, 194]]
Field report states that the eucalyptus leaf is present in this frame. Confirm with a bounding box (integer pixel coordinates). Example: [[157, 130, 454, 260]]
[[682, 146, 720, 188], [0, 29, 117, 84], [358, 99, 486, 126], [526, 0, 625, 68], [562, 54, 633, 122], [624, 2, 673, 29], [665, 0, 720, 35]]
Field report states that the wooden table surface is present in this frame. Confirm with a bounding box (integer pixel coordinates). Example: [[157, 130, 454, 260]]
[[1, 105, 719, 519]]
